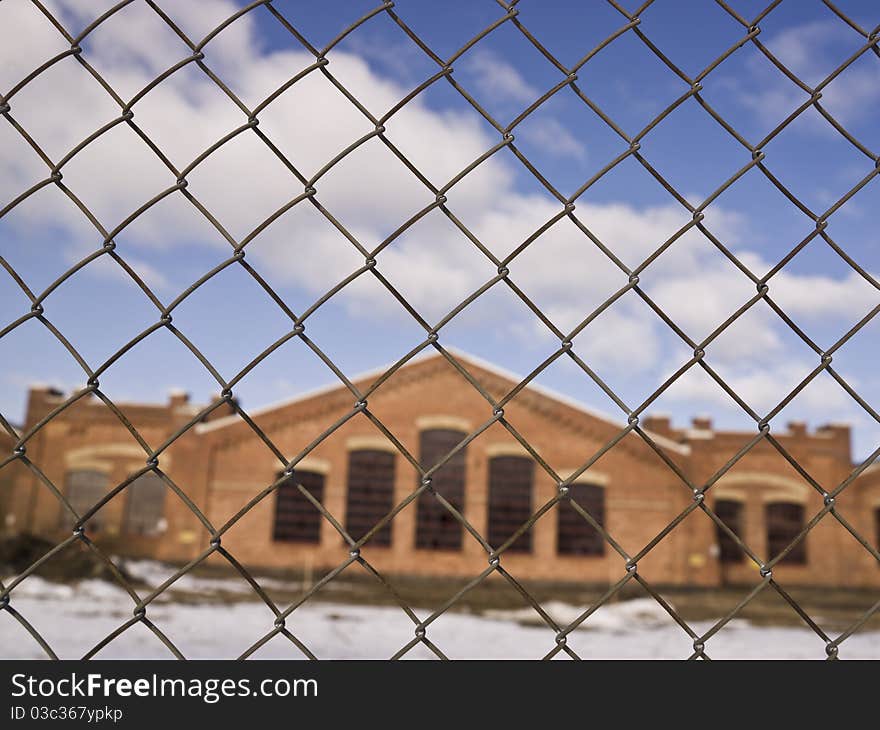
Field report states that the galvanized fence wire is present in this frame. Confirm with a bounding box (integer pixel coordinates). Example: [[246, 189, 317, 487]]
[[0, 0, 878, 660]]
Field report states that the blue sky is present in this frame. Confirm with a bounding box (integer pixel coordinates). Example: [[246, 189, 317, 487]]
[[0, 0, 878, 462]]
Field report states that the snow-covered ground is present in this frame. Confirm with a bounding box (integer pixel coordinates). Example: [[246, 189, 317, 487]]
[[2, 567, 879, 659]]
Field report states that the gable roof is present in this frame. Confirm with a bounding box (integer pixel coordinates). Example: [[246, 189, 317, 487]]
[[194, 347, 690, 455]]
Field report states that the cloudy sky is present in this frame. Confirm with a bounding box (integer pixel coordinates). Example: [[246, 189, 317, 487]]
[[0, 0, 878, 460]]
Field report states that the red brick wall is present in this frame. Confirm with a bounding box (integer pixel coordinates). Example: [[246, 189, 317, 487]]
[[6, 357, 879, 589], [191, 356, 703, 585], [4, 387, 202, 560]]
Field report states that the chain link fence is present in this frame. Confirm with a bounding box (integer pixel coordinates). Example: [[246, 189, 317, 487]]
[[0, 0, 879, 660]]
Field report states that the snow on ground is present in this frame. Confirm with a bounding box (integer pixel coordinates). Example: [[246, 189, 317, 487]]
[[121, 559, 311, 596], [2, 574, 879, 659]]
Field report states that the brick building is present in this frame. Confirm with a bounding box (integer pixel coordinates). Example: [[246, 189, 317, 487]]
[[2, 350, 878, 588]]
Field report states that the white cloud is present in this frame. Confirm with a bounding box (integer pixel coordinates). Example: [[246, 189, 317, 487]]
[[460, 49, 539, 105], [768, 21, 840, 83], [768, 267, 878, 322], [519, 117, 586, 160], [731, 19, 880, 131], [663, 357, 854, 417], [0, 0, 876, 429]]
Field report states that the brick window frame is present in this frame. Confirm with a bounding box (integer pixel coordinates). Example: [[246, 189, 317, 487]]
[[123, 472, 166, 536], [61, 469, 109, 531], [415, 428, 466, 550], [714, 498, 745, 564], [345, 449, 395, 546], [557, 483, 605, 556], [272, 470, 325, 543], [487, 455, 534, 553], [766, 501, 807, 565], [875, 506, 880, 559]]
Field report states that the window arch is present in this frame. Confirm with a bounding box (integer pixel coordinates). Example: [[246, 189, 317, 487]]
[[766, 502, 806, 564], [487, 455, 534, 553], [62, 469, 108, 530], [273, 470, 325, 543], [123, 472, 166, 536], [714, 499, 745, 564], [557, 483, 605, 556], [345, 449, 395, 546], [416, 429, 466, 550]]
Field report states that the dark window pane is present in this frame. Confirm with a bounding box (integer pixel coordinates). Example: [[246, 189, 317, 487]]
[[766, 502, 806, 565], [557, 483, 605, 556], [488, 456, 534, 553], [875, 507, 880, 555], [273, 470, 324, 543], [346, 450, 395, 546], [123, 472, 166, 536], [714, 499, 745, 564], [416, 429, 466, 550], [62, 470, 108, 531]]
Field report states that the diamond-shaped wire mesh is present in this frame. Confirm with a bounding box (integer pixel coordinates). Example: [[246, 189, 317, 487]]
[[0, 0, 879, 660]]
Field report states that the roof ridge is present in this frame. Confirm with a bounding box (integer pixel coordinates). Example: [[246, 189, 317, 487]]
[[194, 346, 689, 455]]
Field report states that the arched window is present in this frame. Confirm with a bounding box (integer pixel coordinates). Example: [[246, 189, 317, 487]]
[[62, 469, 108, 530], [766, 502, 806, 564], [346, 450, 395, 546], [416, 429, 466, 550], [123, 472, 166, 536], [557, 483, 605, 556], [487, 456, 534, 553], [273, 470, 325, 543], [714, 499, 745, 564]]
